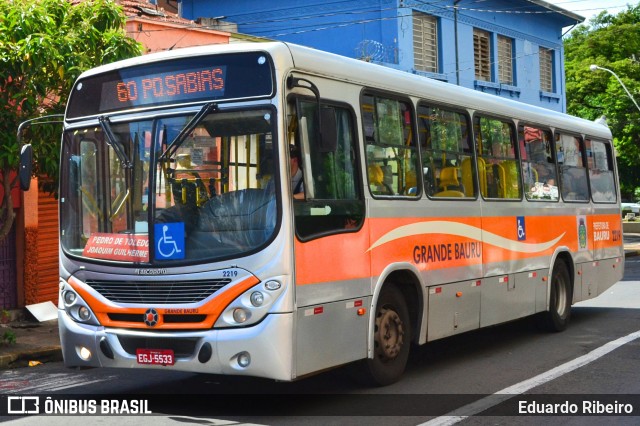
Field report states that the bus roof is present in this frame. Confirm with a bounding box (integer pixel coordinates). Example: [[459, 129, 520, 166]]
[[76, 41, 611, 140], [282, 43, 611, 140]]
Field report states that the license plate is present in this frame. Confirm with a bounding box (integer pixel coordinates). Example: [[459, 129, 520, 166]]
[[136, 348, 175, 365]]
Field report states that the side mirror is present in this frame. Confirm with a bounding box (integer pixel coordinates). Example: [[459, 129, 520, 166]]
[[19, 144, 33, 191]]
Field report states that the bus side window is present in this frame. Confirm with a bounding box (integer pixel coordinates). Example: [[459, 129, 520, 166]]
[[474, 116, 521, 200], [586, 139, 617, 203], [362, 93, 420, 197], [292, 99, 364, 240], [519, 125, 558, 201], [418, 104, 475, 199], [556, 133, 589, 202]]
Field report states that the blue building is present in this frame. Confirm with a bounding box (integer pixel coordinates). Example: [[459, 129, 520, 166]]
[[177, 0, 583, 112]]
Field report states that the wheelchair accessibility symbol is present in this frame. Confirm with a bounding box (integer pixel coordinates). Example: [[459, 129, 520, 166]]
[[516, 216, 526, 241], [154, 223, 185, 260]]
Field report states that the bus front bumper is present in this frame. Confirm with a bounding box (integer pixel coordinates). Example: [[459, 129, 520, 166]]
[[58, 310, 295, 381]]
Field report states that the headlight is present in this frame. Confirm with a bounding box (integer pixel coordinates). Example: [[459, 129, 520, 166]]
[[232, 308, 248, 323], [78, 306, 91, 321], [63, 291, 77, 306], [215, 280, 285, 328], [250, 291, 264, 307], [59, 282, 100, 326]]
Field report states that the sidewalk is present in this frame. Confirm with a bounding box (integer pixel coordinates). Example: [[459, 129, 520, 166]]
[[2, 235, 640, 370], [0, 318, 61, 369]]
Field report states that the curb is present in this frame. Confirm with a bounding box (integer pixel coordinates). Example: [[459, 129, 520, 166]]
[[0, 346, 63, 369]]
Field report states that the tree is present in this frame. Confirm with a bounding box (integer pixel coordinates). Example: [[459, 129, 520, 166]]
[[0, 0, 142, 241], [564, 5, 640, 200]]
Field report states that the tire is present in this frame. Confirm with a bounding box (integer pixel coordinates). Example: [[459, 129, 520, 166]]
[[538, 261, 572, 332], [355, 285, 411, 386]]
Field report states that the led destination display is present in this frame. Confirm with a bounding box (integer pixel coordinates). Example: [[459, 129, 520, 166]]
[[110, 66, 226, 107], [66, 52, 274, 119]]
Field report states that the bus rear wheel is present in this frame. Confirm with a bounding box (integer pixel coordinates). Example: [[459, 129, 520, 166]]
[[538, 261, 572, 332], [359, 285, 411, 386]]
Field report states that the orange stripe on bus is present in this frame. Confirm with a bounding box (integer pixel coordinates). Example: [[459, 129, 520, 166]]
[[294, 214, 622, 285], [68, 275, 260, 330]]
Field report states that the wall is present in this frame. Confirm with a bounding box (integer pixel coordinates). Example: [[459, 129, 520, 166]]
[[180, 0, 577, 112], [21, 182, 59, 306], [181, 0, 400, 62], [125, 19, 230, 54]]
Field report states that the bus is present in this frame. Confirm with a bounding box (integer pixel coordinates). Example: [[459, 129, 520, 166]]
[[19, 42, 623, 386]]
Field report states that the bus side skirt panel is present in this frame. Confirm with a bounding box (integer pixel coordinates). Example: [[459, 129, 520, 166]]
[[295, 296, 371, 376]]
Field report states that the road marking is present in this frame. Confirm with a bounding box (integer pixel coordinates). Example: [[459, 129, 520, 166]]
[[419, 329, 640, 426]]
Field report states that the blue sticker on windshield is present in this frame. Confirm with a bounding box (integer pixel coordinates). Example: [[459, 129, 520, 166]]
[[155, 222, 185, 260]]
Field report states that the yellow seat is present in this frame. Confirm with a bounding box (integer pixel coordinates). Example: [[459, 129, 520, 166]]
[[368, 164, 384, 186], [461, 158, 476, 197], [500, 160, 520, 199], [491, 162, 507, 198], [434, 166, 465, 197], [404, 170, 417, 195], [439, 167, 460, 191]]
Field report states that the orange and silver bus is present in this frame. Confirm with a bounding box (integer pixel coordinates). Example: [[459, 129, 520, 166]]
[[20, 42, 623, 385]]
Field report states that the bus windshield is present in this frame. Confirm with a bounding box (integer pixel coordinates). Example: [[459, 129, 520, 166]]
[[60, 107, 278, 264]]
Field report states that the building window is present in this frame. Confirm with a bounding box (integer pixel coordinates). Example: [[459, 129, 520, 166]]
[[474, 29, 491, 81], [413, 12, 438, 73], [539, 47, 554, 92], [497, 35, 513, 85]]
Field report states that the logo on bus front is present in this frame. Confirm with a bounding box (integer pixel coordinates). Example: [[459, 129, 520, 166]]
[[144, 308, 159, 327]]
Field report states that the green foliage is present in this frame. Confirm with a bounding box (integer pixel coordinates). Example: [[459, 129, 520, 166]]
[[1, 330, 16, 345], [0, 0, 142, 240], [564, 5, 640, 199]]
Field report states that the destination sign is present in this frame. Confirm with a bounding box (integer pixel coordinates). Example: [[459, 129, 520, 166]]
[[67, 52, 274, 119], [107, 66, 227, 109]]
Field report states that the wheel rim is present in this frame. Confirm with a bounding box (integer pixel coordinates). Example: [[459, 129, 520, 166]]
[[375, 307, 404, 361]]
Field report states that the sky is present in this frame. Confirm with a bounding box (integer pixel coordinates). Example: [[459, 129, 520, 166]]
[[545, 0, 638, 23]]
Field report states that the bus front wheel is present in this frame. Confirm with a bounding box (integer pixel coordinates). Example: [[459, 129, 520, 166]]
[[359, 285, 411, 386], [538, 261, 572, 332]]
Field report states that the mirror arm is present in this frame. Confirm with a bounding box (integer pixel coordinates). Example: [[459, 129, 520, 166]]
[[16, 114, 64, 191], [287, 76, 322, 145]]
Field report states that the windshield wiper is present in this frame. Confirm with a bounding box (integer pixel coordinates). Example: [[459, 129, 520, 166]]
[[98, 116, 132, 169], [158, 102, 218, 163]]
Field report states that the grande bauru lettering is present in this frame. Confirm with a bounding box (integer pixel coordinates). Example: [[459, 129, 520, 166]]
[[413, 241, 482, 264]]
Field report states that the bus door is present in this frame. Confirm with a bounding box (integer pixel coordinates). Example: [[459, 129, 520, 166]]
[[286, 90, 368, 376]]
